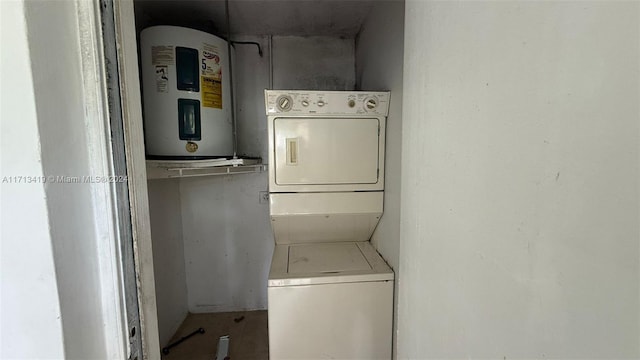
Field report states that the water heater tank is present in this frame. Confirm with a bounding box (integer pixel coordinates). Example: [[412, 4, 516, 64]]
[[140, 26, 233, 158]]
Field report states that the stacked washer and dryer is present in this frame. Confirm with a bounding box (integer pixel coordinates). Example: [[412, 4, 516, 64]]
[[265, 90, 394, 359]]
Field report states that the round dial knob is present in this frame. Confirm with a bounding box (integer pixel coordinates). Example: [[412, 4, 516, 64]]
[[276, 95, 293, 111], [364, 97, 378, 111], [301, 100, 309, 107], [317, 100, 326, 107]]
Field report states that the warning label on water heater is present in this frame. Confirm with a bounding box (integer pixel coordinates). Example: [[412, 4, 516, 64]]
[[201, 43, 222, 109], [155, 65, 168, 92], [201, 77, 222, 108], [151, 46, 174, 65]]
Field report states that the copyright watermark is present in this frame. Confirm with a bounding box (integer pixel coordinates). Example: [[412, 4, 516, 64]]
[[2, 175, 128, 184]]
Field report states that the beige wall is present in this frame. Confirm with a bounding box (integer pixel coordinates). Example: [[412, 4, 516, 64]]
[[399, 1, 639, 358]]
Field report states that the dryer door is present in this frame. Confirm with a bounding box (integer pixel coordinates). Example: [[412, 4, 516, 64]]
[[273, 117, 380, 186]]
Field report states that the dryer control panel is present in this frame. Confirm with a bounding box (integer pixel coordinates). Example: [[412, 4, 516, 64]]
[[265, 90, 390, 116]]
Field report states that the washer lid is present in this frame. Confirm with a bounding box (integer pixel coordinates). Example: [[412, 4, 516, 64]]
[[268, 241, 394, 287], [289, 243, 371, 274]]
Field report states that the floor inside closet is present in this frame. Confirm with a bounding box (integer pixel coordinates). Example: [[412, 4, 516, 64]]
[[162, 310, 268, 360]]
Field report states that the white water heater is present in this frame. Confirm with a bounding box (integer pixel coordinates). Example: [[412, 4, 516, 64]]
[[140, 26, 233, 158]]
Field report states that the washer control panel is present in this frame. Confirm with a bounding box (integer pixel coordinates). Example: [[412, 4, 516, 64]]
[[266, 90, 390, 116]]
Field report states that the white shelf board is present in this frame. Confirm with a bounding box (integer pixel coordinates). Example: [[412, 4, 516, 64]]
[[146, 157, 266, 179]]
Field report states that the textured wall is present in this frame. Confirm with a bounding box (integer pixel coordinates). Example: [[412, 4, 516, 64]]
[[148, 179, 188, 345], [180, 173, 272, 313], [398, 1, 639, 358], [273, 36, 355, 90]]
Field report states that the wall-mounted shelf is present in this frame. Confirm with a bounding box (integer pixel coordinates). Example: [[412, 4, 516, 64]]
[[146, 158, 266, 179]]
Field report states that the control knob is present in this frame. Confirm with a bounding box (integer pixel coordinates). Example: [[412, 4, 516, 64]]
[[276, 95, 293, 112], [364, 97, 378, 111]]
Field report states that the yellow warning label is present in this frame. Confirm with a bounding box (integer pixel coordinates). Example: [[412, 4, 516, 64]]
[[201, 76, 222, 109]]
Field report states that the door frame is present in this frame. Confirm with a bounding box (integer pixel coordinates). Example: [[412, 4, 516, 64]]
[[109, 0, 161, 358]]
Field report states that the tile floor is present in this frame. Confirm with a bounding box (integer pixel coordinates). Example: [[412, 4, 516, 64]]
[[161, 310, 269, 360]]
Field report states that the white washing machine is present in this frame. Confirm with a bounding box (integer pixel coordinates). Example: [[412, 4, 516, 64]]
[[265, 90, 394, 359]]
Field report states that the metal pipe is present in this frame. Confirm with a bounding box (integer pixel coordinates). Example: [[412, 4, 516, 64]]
[[224, 0, 237, 158], [162, 328, 205, 355], [268, 35, 273, 89]]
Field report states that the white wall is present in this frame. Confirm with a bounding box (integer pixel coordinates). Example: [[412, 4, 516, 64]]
[[273, 36, 355, 90], [26, 2, 112, 357], [2, 0, 127, 358], [180, 174, 273, 313], [0, 1, 65, 358], [399, 1, 639, 358], [148, 179, 188, 346], [355, 1, 404, 357]]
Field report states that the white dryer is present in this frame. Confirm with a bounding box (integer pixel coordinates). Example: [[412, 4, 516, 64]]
[[265, 90, 394, 359]]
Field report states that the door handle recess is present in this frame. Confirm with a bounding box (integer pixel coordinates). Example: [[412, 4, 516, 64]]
[[286, 138, 298, 165]]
